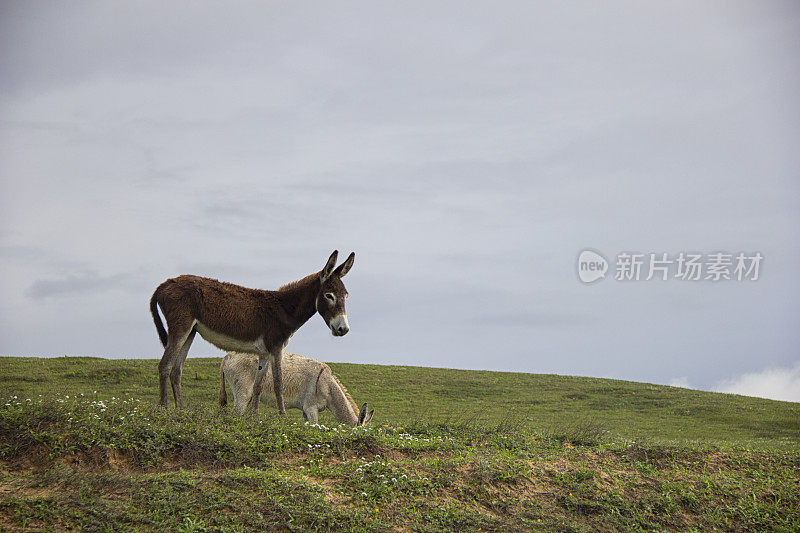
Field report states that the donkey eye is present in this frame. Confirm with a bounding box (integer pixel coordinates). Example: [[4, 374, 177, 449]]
[[325, 293, 335, 303]]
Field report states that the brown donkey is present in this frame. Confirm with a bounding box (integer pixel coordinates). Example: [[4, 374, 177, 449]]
[[150, 250, 354, 411]]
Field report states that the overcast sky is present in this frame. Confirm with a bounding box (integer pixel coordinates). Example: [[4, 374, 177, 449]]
[[1, 2, 799, 401]]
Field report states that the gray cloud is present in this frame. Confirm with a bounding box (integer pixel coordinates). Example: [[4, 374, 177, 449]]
[[26, 272, 135, 300]]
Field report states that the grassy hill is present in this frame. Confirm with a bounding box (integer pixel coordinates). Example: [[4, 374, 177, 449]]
[[1, 356, 798, 531]]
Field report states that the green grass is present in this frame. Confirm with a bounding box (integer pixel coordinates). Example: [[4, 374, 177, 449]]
[[2, 356, 798, 450], [0, 356, 798, 531]]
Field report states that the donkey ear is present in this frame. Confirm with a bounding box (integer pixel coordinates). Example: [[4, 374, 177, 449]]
[[334, 252, 355, 278], [358, 402, 367, 423], [363, 409, 374, 425], [321, 250, 339, 282]]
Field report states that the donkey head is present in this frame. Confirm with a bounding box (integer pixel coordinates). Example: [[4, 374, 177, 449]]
[[358, 402, 375, 426], [317, 250, 355, 336]]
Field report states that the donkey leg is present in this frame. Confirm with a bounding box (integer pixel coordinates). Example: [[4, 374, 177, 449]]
[[169, 328, 196, 409], [157, 320, 193, 408], [158, 339, 182, 408], [249, 355, 271, 413], [271, 351, 286, 416]]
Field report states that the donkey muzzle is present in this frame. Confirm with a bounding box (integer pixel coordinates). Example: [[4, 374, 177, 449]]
[[329, 314, 350, 336]]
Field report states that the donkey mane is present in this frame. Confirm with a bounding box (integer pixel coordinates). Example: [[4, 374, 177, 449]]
[[329, 371, 359, 414], [277, 272, 319, 292]]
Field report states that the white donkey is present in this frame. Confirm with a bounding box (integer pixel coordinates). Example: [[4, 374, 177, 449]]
[[220, 351, 374, 426]]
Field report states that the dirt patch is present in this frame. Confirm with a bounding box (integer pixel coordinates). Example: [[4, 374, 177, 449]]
[[0, 480, 56, 501], [0, 513, 19, 532], [271, 452, 304, 467], [615, 445, 703, 469], [4, 445, 52, 473], [324, 444, 439, 465], [300, 475, 348, 506], [3, 441, 449, 478], [3, 444, 233, 475], [59, 447, 134, 474]]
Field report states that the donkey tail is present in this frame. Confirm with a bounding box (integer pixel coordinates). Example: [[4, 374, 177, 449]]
[[150, 289, 168, 347], [219, 364, 228, 407]]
